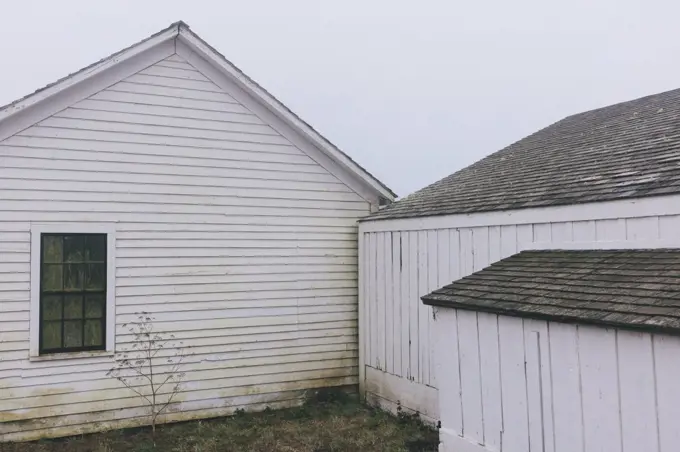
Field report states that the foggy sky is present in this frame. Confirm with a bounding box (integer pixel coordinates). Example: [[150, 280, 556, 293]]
[[2, 0, 679, 197]]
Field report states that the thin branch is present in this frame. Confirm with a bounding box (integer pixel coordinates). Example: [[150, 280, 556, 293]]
[[116, 378, 153, 406], [154, 374, 176, 395], [156, 388, 181, 417], [107, 312, 187, 444]]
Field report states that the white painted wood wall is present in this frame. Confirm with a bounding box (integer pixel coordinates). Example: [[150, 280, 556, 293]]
[[358, 196, 680, 431], [433, 310, 680, 452], [0, 52, 374, 441]]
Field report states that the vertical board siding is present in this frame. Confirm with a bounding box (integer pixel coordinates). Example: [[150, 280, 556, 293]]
[[617, 330, 659, 452], [427, 230, 438, 387], [437, 230, 450, 287], [400, 233, 410, 378], [376, 233, 386, 371], [417, 231, 429, 384], [626, 216, 659, 241], [435, 308, 463, 435], [533, 222, 551, 243], [500, 224, 517, 258], [435, 308, 680, 452], [384, 233, 394, 374], [460, 229, 474, 277], [391, 232, 402, 377], [488, 225, 501, 263], [457, 310, 484, 443], [449, 228, 461, 281], [472, 226, 490, 271], [525, 318, 555, 452], [368, 233, 378, 369], [498, 316, 530, 452], [516, 224, 533, 251], [549, 323, 584, 452], [659, 214, 680, 239], [595, 218, 626, 241], [578, 326, 621, 452], [408, 231, 419, 382], [432, 312, 680, 452], [1, 54, 369, 440], [572, 220, 596, 241], [523, 328, 543, 452], [362, 210, 680, 442], [477, 312, 503, 451], [361, 233, 370, 386], [652, 334, 680, 452], [550, 221, 573, 243]]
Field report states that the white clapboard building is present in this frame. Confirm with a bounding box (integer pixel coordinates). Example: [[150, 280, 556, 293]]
[[359, 88, 680, 451], [0, 22, 395, 442]]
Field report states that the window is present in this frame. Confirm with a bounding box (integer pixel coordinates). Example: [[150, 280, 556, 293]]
[[39, 234, 107, 354]]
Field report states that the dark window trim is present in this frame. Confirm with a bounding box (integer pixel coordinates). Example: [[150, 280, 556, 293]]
[[39, 233, 107, 355]]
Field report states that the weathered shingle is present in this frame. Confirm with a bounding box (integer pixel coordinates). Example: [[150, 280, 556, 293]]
[[422, 249, 680, 334], [370, 88, 680, 220]]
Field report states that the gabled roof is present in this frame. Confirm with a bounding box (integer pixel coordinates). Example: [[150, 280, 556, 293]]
[[0, 21, 395, 202], [369, 87, 680, 220], [422, 249, 680, 334]]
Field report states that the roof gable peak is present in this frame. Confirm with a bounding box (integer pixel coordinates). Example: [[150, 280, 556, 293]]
[[0, 22, 395, 201]]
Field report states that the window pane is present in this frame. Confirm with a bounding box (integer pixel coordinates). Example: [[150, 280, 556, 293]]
[[42, 236, 63, 263], [39, 233, 108, 354], [64, 236, 85, 263], [84, 320, 103, 347], [64, 264, 85, 291], [85, 293, 105, 319], [42, 321, 62, 350], [63, 320, 83, 348], [86, 235, 106, 262], [85, 264, 106, 291], [42, 295, 63, 320], [41, 264, 63, 291], [64, 295, 83, 320]]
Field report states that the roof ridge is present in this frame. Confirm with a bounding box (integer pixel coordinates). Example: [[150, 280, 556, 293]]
[[561, 86, 680, 123], [366, 83, 680, 221]]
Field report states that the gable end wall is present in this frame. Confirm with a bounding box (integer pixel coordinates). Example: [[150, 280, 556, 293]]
[[0, 53, 372, 441]]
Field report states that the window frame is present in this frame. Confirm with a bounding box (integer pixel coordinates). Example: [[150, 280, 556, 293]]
[[30, 223, 116, 359]]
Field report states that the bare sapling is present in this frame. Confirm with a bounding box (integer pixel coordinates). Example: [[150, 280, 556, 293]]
[[107, 312, 187, 444]]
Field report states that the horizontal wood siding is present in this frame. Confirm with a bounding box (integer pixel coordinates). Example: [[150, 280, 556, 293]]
[[0, 54, 370, 441], [360, 208, 680, 426]]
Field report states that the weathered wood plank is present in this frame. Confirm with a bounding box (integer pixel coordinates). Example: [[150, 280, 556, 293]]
[[498, 315, 529, 451], [617, 330, 659, 452], [653, 334, 680, 452], [477, 312, 502, 451], [578, 325, 622, 452], [549, 322, 584, 451], [457, 310, 484, 444], [391, 232, 402, 377]]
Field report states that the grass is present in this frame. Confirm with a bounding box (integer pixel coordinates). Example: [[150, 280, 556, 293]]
[[0, 392, 439, 452]]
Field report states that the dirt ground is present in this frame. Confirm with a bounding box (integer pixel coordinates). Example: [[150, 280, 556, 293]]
[[0, 395, 439, 452]]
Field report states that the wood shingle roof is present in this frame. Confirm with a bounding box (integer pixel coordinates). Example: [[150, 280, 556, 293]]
[[422, 249, 680, 334], [370, 88, 680, 220]]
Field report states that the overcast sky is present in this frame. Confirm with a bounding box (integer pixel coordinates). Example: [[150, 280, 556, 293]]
[[2, 0, 679, 197]]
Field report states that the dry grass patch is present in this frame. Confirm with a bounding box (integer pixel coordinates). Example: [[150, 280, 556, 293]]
[[0, 394, 439, 452]]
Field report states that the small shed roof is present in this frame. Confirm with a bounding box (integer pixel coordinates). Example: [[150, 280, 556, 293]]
[[422, 249, 680, 334], [369, 88, 680, 221]]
